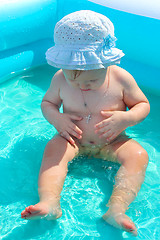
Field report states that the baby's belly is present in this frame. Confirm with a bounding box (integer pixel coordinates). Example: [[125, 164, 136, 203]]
[[74, 113, 109, 146]]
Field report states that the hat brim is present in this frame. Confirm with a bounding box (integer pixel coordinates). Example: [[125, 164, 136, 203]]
[[45, 45, 124, 70]]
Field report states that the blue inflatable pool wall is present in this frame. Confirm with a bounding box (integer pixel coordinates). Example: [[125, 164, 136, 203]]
[[0, 0, 160, 92], [0, 0, 57, 81]]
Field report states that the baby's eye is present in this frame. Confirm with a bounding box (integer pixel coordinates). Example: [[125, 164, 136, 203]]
[[90, 79, 98, 83]]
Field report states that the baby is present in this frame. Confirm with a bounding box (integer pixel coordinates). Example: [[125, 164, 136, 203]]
[[21, 10, 150, 236]]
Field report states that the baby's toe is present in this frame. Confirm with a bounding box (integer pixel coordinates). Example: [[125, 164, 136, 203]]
[[21, 210, 25, 215]]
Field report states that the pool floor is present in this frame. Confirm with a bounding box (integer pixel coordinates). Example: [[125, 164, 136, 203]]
[[0, 64, 160, 240]]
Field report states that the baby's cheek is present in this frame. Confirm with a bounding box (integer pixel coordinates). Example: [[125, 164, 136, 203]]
[[96, 82, 103, 89], [71, 83, 79, 88]]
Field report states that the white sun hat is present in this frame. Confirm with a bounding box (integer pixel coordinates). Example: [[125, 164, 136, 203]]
[[45, 10, 124, 70]]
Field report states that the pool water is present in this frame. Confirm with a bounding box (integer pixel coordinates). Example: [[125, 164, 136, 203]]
[[0, 64, 160, 240]]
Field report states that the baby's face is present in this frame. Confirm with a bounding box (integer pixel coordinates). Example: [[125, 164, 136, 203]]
[[62, 68, 108, 91]]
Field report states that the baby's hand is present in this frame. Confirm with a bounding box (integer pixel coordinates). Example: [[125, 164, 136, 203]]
[[95, 110, 129, 142], [55, 113, 83, 146]]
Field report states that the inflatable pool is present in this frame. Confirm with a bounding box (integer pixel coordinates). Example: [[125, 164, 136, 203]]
[[0, 0, 160, 92], [0, 1, 160, 240]]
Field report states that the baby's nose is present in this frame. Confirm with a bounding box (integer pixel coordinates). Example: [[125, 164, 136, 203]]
[[79, 83, 88, 89]]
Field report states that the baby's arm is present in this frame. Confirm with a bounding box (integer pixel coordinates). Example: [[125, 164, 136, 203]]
[[41, 70, 82, 145], [95, 67, 150, 142], [120, 68, 150, 125]]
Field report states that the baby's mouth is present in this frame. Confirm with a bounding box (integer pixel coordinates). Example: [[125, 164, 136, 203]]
[[80, 89, 91, 91]]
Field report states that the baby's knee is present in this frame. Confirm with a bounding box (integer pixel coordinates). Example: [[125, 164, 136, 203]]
[[127, 148, 149, 174], [120, 147, 149, 173], [134, 148, 149, 166]]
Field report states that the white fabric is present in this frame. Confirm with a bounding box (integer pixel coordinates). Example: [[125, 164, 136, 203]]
[[46, 10, 124, 70]]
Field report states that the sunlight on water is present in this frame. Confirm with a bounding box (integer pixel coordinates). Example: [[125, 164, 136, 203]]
[[0, 64, 160, 240]]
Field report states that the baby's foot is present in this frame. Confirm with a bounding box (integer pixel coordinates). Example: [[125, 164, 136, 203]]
[[102, 211, 137, 236], [21, 201, 62, 220]]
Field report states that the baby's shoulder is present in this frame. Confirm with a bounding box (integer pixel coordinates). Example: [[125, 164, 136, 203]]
[[50, 69, 66, 88], [110, 65, 136, 87], [51, 69, 65, 83]]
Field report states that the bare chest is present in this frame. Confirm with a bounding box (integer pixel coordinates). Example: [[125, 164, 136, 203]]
[[60, 83, 125, 115]]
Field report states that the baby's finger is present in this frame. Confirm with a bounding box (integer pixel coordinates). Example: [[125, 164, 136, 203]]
[[95, 120, 109, 130], [95, 125, 110, 134], [70, 123, 83, 135], [98, 129, 112, 138], [69, 128, 82, 139], [70, 115, 83, 121], [60, 131, 75, 146], [106, 133, 117, 142]]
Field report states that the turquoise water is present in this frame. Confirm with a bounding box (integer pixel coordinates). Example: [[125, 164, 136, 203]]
[[0, 64, 160, 240]]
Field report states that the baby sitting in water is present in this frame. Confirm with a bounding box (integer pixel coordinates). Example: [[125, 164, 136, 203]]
[[21, 10, 150, 236]]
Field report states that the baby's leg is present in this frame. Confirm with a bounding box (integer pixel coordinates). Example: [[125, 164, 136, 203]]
[[101, 138, 148, 236], [21, 135, 79, 220]]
